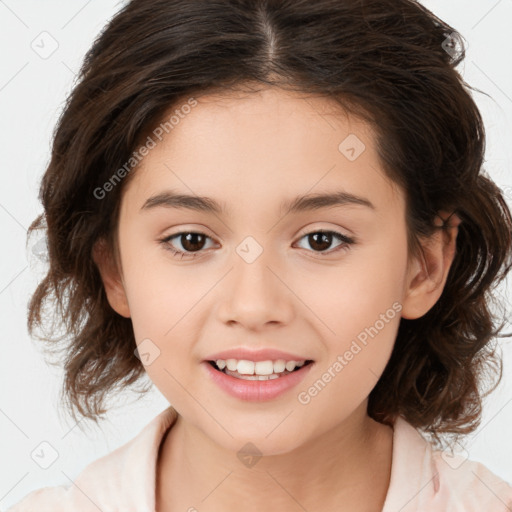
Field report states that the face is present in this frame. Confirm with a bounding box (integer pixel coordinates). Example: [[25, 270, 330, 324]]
[[103, 86, 417, 454]]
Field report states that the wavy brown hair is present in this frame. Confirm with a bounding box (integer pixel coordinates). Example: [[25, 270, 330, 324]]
[[27, 0, 512, 446]]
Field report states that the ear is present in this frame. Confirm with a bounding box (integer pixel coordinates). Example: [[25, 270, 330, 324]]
[[92, 238, 131, 318], [401, 211, 461, 320]]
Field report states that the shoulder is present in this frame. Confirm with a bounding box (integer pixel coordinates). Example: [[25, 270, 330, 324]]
[[5, 434, 133, 512], [6, 406, 178, 512], [4, 459, 126, 512], [428, 448, 512, 511], [5, 485, 76, 512], [383, 416, 512, 512]]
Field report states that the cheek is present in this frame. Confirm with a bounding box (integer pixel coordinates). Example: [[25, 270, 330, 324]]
[[120, 246, 211, 377], [296, 259, 404, 427], [303, 237, 407, 342], [293, 234, 406, 416], [119, 237, 195, 332], [123, 259, 196, 401]]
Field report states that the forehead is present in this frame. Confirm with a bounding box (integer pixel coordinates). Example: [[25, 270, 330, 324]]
[[122, 86, 402, 215]]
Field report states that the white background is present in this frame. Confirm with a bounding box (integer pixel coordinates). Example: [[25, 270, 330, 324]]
[[1, 1, 511, 509]]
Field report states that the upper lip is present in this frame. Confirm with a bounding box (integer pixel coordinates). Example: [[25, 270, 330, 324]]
[[204, 347, 312, 362]]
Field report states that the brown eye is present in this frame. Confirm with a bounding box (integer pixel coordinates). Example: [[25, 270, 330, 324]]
[[179, 233, 208, 252], [160, 231, 215, 258], [307, 232, 333, 251], [295, 230, 354, 254]]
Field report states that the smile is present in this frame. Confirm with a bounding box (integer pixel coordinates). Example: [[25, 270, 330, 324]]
[[210, 358, 312, 380], [203, 359, 315, 401]]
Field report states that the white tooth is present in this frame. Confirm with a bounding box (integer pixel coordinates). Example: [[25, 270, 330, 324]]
[[258, 375, 270, 380], [226, 359, 238, 371], [269, 374, 279, 379], [225, 369, 258, 380], [285, 360, 297, 371], [237, 360, 255, 375], [273, 359, 286, 373], [238, 374, 259, 380], [255, 360, 274, 375], [296, 360, 305, 367], [216, 359, 226, 370]]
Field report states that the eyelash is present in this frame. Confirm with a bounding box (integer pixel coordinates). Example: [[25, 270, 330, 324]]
[[158, 229, 355, 259]]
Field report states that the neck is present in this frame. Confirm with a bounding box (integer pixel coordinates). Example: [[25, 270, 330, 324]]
[[156, 403, 394, 512]]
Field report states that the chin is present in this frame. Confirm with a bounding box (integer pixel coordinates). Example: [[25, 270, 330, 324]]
[[205, 415, 311, 457]]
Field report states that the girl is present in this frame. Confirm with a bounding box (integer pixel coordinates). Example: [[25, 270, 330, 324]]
[[8, 0, 512, 511]]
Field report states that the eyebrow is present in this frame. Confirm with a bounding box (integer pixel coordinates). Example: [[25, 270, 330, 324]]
[[140, 189, 375, 215]]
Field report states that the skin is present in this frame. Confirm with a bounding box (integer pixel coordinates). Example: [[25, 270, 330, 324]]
[[93, 86, 460, 512]]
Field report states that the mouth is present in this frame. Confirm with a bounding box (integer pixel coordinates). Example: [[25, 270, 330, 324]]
[[207, 359, 315, 380], [203, 357, 315, 401]]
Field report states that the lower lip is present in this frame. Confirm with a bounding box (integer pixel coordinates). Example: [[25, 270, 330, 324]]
[[202, 361, 314, 401]]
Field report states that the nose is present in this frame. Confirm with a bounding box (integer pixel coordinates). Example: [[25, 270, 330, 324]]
[[216, 247, 295, 330]]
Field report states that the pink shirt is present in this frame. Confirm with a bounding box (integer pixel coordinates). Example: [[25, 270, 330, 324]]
[[7, 406, 512, 512]]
